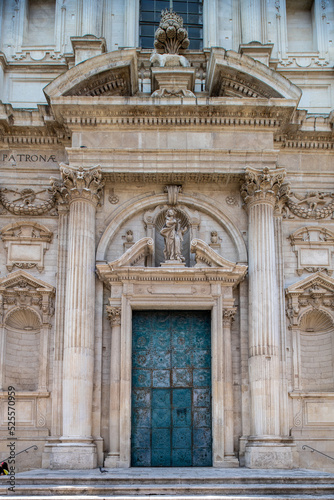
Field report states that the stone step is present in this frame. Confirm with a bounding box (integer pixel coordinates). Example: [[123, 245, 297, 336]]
[[3, 496, 334, 500], [1, 468, 333, 498], [1, 482, 334, 497]]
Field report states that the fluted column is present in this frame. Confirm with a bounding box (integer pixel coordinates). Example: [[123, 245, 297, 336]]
[[104, 306, 122, 467], [50, 165, 104, 469], [241, 166, 293, 469], [223, 308, 237, 462]]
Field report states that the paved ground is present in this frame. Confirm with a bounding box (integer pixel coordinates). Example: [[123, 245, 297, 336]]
[[14, 467, 334, 479]]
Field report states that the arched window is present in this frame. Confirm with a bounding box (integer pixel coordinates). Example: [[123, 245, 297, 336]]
[[140, 0, 203, 49]]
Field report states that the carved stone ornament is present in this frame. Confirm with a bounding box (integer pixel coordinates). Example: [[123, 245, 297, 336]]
[[164, 185, 182, 205], [153, 9, 190, 56], [1, 222, 53, 272], [240, 166, 286, 208], [223, 308, 237, 325], [0, 187, 57, 216], [106, 306, 121, 327], [286, 272, 334, 329], [285, 191, 334, 220], [58, 164, 105, 205], [289, 226, 334, 276], [0, 270, 55, 328]]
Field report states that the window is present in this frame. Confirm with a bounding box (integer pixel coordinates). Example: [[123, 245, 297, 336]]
[[140, 0, 203, 50]]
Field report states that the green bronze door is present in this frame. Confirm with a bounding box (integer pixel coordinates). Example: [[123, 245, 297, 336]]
[[131, 310, 212, 467]]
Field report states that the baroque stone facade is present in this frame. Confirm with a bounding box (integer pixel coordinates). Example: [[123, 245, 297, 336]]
[[0, 0, 334, 472]]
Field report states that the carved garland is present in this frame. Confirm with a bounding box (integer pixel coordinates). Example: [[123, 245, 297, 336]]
[[0, 188, 57, 216]]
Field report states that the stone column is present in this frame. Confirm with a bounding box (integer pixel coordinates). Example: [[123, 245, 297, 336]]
[[241, 166, 293, 469], [104, 306, 122, 467], [51, 165, 104, 469], [223, 307, 238, 463]]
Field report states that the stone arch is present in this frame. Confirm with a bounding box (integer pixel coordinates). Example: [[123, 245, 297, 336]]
[[96, 193, 247, 263]]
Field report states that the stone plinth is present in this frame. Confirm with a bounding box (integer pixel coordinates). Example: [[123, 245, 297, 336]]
[[71, 36, 106, 65], [151, 67, 196, 97], [245, 439, 294, 469], [160, 259, 186, 268]]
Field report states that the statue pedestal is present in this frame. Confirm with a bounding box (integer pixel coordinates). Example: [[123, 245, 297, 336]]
[[160, 260, 186, 268], [151, 67, 196, 97]]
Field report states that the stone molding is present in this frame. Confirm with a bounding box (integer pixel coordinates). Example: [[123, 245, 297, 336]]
[[241, 166, 286, 209], [106, 306, 121, 327], [58, 164, 105, 206], [1, 221, 53, 272]]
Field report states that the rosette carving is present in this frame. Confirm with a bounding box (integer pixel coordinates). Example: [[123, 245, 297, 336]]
[[58, 164, 104, 206]]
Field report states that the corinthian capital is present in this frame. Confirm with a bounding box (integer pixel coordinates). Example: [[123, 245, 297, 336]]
[[241, 166, 286, 208], [106, 306, 121, 326], [59, 164, 104, 206], [223, 308, 237, 326]]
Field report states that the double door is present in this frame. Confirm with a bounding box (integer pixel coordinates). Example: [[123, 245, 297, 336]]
[[131, 310, 212, 467]]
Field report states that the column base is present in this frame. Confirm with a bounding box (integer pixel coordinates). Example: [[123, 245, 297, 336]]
[[48, 443, 97, 469], [214, 457, 239, 468], [104, 453, 121, 468], [245, 438, 293, 469]]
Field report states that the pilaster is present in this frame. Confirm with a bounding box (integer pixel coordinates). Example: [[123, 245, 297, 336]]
[[104, 305, 122, 468], [49, 165, 104, 469], [223, 307, 239, 466], [241, 166, 293, 469]]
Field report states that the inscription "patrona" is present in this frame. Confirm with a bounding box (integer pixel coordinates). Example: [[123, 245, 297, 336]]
[[1, 153, 57, 163]]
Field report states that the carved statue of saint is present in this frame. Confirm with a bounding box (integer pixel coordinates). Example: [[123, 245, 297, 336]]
[[160, 209, 187, 262]]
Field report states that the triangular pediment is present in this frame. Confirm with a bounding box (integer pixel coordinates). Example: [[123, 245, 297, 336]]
[[44, 48, 137, 99], [0, 270, 55, 293], [206, 48, 302, 101], [286, 272, 334, 296]]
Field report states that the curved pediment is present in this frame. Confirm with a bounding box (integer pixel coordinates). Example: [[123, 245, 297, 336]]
[[44, 48, 138, 99], [206, 48, 302, 101]]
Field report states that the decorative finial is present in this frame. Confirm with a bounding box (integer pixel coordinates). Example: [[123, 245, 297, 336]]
[[154, 8, 190, 54]]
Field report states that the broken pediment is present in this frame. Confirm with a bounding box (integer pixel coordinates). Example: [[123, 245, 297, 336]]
[[191, 238, 245, 273], [103, 237, 154, 270], [0, 270, 55, 294], [206, 48, 302, 101], [43, 48, 138, 99]]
